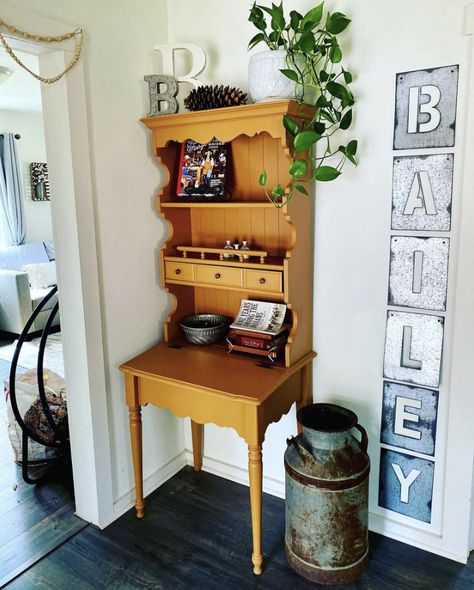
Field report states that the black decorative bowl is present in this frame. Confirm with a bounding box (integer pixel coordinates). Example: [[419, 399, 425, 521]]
[[180, 314, 232, 345]]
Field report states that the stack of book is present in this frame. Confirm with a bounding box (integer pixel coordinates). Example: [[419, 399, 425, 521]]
[[226, 300, 289, 362]]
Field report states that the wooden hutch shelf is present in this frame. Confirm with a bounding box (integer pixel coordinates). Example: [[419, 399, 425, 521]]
[[120, 101, 316, 576], [160, 201, 276, 209]]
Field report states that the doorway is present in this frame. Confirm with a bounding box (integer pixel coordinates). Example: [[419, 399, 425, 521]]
[[0, 0, 113, 547]]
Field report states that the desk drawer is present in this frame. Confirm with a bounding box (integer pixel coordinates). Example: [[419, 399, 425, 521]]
[[165, 261, 194, 282], [244, 269, 282, 293], [195, 264, 243, 288]]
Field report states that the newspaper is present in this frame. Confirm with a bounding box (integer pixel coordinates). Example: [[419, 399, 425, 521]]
[[230, 300, 287, 335]]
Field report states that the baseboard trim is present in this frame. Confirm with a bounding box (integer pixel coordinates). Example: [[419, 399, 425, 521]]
[[184, 450, 285, 498], [102, 451, 187, 529], [368, 513, 468, 564]]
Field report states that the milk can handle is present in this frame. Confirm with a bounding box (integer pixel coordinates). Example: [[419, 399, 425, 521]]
[[287, 436, 316, 467], [353, 424, 368, 452]]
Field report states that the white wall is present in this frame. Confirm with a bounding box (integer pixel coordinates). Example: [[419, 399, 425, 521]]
[[1, 0, 185, 509], [3, 0, 472, 562], [0, 108, 53, 244], [168, 0, 474, 562]]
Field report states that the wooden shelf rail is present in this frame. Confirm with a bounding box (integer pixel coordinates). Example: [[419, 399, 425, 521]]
[[176, 246, 268, 264]]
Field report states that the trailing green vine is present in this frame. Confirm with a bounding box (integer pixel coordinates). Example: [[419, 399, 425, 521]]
[[249, 1, 358, 206]]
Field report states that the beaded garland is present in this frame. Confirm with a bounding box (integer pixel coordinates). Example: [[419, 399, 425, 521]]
[[0, 17, 83, 84]]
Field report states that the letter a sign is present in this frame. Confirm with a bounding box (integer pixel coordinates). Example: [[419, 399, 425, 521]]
[[394, 65, 458, 149]]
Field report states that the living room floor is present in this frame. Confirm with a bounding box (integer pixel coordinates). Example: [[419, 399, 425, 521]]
[[5, 467, 474, 589], [0, 332, 84, 587]]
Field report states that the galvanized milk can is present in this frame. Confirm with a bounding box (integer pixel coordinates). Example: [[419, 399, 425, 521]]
[[285, 403, 370, 585]]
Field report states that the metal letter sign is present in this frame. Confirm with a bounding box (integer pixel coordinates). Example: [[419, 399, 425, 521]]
[[393, 65, 459, 149], [379, 449, 434, 523], [391, 154, 454, 231], [383, 311, 444, 387], [381, 381, 439, 455], [388, 236, 450, 311], [144, 75, 178, 116]]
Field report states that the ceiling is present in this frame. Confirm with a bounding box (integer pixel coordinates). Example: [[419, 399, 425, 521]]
[[0, 49, 42, 112]]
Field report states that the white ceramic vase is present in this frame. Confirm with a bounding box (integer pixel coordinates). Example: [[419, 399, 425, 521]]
[[248, 49, 297, 103]]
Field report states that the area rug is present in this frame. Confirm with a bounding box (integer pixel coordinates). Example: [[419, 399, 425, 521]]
[[0, 333, 64, 377]]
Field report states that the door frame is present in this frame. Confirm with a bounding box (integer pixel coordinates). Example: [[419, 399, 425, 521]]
[[0, 4, 114, 526]]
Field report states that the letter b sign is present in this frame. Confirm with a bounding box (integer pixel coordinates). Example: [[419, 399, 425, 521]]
[[394, 65, 458, 149]]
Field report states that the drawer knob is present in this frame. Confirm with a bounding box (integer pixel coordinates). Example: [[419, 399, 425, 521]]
[[215, 272, 221, 279], [259, 277, 266, 284], [175, 269, 181, 275]]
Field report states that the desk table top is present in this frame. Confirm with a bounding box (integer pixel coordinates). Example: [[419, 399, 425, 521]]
[[120, 342, 315, 404]]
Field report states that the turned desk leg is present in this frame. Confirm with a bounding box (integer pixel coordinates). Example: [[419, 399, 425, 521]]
[[296, 362, 312, 435], [129, 405, 145, 519], [248, 444, 263, 575], [191, 420, 203, 472]]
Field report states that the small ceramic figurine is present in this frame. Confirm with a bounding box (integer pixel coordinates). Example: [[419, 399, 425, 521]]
[[223, 240, 234, 259], [241, 240, 250, 260]]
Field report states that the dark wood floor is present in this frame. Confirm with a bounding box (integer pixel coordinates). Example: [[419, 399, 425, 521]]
[[0, 337, 85, 587], [6, 467, 473, 589]]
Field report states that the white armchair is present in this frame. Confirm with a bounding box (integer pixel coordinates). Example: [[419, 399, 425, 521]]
[[0, 270, 59, 335], [0, 242, 59, 336]]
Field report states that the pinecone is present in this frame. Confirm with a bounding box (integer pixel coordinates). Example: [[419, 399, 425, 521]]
[[184, 85, 247, 111]]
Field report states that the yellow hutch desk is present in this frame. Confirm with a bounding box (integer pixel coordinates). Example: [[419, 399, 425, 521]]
[[120, 101, 316, 575]]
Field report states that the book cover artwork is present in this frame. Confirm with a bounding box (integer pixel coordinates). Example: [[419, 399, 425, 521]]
[[177, 139, 228, 198], [230, 300, 287, 336]]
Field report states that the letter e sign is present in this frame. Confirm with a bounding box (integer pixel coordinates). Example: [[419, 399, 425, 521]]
[[393, 65, 458, 149]]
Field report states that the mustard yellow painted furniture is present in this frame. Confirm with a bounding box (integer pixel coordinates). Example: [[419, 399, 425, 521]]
[[120, 101, 316, 575]]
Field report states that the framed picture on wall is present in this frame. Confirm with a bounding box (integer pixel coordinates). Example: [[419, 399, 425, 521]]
[[30, 162, 50, 201]]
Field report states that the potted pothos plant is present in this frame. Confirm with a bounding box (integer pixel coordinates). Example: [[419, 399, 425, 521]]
[[248, 1, 358, 205]]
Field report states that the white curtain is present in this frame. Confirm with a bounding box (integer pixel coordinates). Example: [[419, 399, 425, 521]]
[[0, 133, 26, 246]]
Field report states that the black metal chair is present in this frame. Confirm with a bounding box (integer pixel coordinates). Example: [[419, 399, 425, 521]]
[[7, 286, 70, 484]]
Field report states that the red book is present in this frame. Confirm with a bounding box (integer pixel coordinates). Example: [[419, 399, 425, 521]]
[[231, 333, 288, 351]]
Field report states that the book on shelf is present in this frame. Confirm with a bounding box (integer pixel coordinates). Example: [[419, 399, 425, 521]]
[[229, 300, 287, 336], [177, 138, 228, 198], [228, 331, 288, 351]]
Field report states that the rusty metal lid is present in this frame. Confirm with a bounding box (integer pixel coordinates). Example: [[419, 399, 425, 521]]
[[297, 403, 358, 433]]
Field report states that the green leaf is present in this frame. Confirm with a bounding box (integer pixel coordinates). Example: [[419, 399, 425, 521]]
[[313, 121, 326, 134], [248, 32, 265, 50], [315, 166, 341, 181], [280, 68, 299, 83], [320, 110, 335, 123], [316, 94, 331, 108], [346, 153, 357, 165], [295, 184, 309, 195], [283, 115, 299, 136], [249, 16, 267, 32], [326, 80, 348, 100], [326, 12, 351, 34], [301, 2, 324, 30], [299, 30, 315, 52], [342, 68, 353, 84], [289, 10, 302, 31], [289, 159, 307, 178], [346, 139, 358, 156], [340, 109, 352, 130], [319, 70, 329, 82], [329, 43, 342, 63], [250, 4, 264, 18], [271, 183, 285, 197], [294, 130, 321, 152], [260, 6, 275, 17], [271, 2, 285, 30], [259, 169, 267, 186]]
